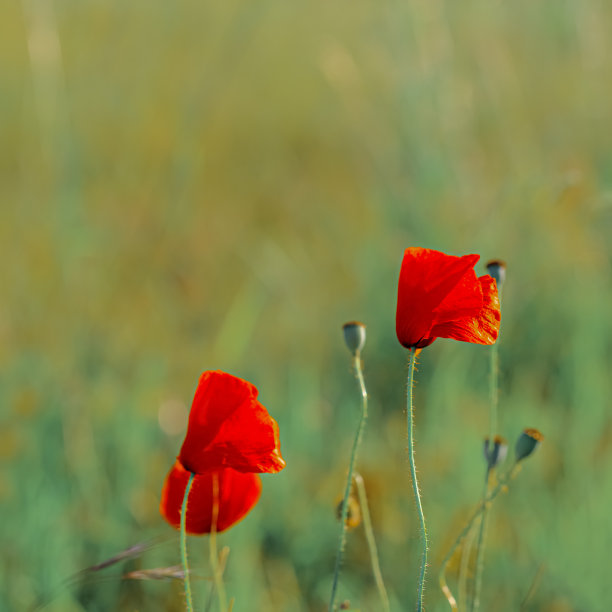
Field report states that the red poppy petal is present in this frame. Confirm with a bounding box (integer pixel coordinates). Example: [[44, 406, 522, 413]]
[[160, 461, 262, 535], [396, 248, 480, 348], [179, 371, 285, 474], [432, 267, 484, 325], [429, 275, 500, 345]]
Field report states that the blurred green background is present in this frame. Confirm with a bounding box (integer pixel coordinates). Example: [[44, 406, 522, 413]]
[[2, 0, 612, 610]]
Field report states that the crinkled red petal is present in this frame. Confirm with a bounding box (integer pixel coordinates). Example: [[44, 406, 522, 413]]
[[159, 461, 262, 534], [395, 248, 480, 348], [432, 267, 484, 324], [179, 371, 285, 474], [429, 275, 500, 345]]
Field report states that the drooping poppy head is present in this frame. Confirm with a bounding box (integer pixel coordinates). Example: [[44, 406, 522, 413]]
[[160, 461, 262, 534], [396, 247, 501, 349], [160, 370, 285, 534], [178, 370, 285, 475]]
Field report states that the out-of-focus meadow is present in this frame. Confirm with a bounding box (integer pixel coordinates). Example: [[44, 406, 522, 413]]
[[2, 0, 612, 610]]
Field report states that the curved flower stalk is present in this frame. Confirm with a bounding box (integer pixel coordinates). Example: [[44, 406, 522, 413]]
[[396, 247, 501, 612], [330, 322, 369, 612]]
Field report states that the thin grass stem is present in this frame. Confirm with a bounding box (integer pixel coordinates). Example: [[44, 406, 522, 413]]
[[471, 324, 501, 612], [181, 472, 196, 612], [471, 468, 492, 612], [458, 522, 477, 610], [210, 472, 228, 612], [406, 347, 427, 612], [519, 563, 545, 611], [439, 464, 520, 610], [488, 342, 500, 447], [205, 547, 230, 612], [353, 472, 390, 612], [329, 352, 369, 612]]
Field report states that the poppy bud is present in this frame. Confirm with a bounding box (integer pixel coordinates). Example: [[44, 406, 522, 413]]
[[335, 494, 362, 530], [483, 435, 508, 469], [486, 260, 506, 289], [515, 428, 543, 461], [342, 321, 366, 356]]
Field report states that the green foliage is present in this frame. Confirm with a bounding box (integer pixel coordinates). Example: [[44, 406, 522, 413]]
[[2, 0, 611, 610]]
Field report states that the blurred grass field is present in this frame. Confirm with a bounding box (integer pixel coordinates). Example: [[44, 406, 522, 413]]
[[2, 0, 612, 610]]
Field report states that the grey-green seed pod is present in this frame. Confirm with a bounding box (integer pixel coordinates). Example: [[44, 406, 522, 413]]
[[486, 259, 506, 288], [483, 435, 508, 469], [342, 321, 366, 356], [515, 428, 543, 461]]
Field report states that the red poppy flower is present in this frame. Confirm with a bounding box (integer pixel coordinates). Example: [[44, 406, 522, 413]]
[[159, 370, 285, 534], [160, 461, 262, 534], [178, 371, 285, 475], [396, 247, 501, 349]]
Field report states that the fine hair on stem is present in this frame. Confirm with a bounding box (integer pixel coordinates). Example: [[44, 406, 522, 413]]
[[180, 472, 196, 612]]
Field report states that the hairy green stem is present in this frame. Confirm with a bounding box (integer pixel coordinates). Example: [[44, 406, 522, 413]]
[[406, 347, 427, 612], [181, 472, 196, 612], [354, 472, 390, 612], [329, 352, 369, 612]]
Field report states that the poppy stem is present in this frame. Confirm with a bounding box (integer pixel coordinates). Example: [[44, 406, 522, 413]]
[[487, 340, 500, 446], [406, 347, 427, 612], [210, 472, 228, 612], [180, 471, 196, 612], [472, 326, 501, 612], [354, 472, 390, 612], [329, 352, 369, 612]]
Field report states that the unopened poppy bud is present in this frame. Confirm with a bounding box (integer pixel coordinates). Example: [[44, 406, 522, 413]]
[[342, 321, 366, 356], [486, 259, 506, 288], [483, 435, 508, 469], [335, 494, 361, 530], [515, 428, 543, 461]]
